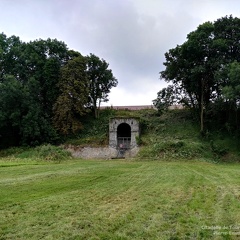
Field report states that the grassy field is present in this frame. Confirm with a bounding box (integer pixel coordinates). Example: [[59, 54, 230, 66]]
[[0, 158, 240, 239]]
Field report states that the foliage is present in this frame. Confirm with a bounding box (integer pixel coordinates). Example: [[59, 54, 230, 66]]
[[53, 55, 89, 135], [86, 54, 118, 118], [209, 140, 228, 158], [222, 61, 240, 102], [136, 109, 240, 162], [65, 108, 240, 162], [139, 139, 205, 160], [135, 135, 143, 146], [35, 144, 71, 162], [0, 33, 118, 148], [160, 15, 240, 133], [0, 34, 71, 146], [65, 108, 116, 146], [153, 84, 182, 113], [0, 144, 71, 162], [0, 147, 27, 158]]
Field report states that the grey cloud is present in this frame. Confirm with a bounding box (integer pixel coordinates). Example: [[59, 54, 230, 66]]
[[0, 0, 239, 105]]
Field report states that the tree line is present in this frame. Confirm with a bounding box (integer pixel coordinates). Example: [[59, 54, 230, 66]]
[[154, 15, 240, 135], [0, 33, 117, 147]]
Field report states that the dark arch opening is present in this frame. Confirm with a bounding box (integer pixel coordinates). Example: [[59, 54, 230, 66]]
[[117, 123, 131, 138], [117, 123, 131, 148]]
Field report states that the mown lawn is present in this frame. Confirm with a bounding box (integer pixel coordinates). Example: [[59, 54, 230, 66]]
[[0, 159, 240, 239]]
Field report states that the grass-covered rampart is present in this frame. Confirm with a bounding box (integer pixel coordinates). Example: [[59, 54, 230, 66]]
[[65, 108, 240, 162], [1, 108, 240, 162]]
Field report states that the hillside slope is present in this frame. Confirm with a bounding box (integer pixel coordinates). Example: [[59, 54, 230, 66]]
[[66, 108, 240, 162]]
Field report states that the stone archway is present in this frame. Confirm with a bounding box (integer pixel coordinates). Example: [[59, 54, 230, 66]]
[[117, 123, 131, 148], [109, 117, 140, 149]]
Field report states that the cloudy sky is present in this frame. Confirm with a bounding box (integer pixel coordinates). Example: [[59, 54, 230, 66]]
[[0, 0, 240, 106]]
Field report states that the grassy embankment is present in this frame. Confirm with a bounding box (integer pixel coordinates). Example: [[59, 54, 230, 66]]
[[66, 108, 240, 162], [0, 109, 240, 239]]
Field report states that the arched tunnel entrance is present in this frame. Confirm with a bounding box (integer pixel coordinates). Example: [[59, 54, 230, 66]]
[[117, 123, 131, 148]]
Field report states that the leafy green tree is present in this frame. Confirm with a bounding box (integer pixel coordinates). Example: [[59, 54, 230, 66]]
[[0, 34, 118, 145], [0, 33, 24, 82], [23, 39, 69, 116], [153, 85, 181, 113], [222, 61, 240, 101], [53, 55, 89, 135], [20, 77, 59, 145], [86, 53, 118, 118], [222, 61, 240, 128], [0, 75, 23, 146], [0, 34, 71, 146], [160, 16, 240, 133]]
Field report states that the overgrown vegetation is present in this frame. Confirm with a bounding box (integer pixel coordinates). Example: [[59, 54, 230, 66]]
[[0, 144, 71, 162], [1, 107, 239, 162], [2, 16, 240, 150], [155, 15, 240, 135], [0, 34, 117, 147], [64, 108, 240, 162]]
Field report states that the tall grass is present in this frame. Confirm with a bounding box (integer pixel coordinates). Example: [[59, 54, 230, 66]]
[[0, 144, 71, 162], [61, 108, 240, 162]]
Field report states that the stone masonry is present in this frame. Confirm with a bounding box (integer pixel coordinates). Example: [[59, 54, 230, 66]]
[[109, 117, 140, 149]]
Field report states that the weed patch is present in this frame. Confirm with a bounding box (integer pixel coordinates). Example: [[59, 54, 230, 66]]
[[0, 145, 71, 162]]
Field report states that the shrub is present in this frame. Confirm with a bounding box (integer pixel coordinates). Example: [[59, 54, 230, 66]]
[[0, 147, 27, 158], [138, 139, 204, 160], [210, 140, 228, 157], [135, 136, 143, 146], [36, 144, 71, 162]]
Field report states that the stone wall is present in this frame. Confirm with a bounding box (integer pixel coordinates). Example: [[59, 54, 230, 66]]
[[64, 117, 140, 159], [66, 145, 139, 159]]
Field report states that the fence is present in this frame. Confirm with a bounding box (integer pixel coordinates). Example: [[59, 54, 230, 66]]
[[117, 137, 131, 149]]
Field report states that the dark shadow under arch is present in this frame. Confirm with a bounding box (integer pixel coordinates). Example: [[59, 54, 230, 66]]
[[117, 123, 131, 148]]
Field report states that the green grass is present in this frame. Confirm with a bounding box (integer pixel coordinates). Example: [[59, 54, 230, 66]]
[[65, 108, 240, 162], [0, 159, 240, 239], [1, 109, 239, 239]]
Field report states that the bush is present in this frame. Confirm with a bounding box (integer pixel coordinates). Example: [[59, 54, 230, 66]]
[[0, 147, 27, 158], [36, 144, 71, 162], [138, 139, 204, 160], [135, 136, 143, 146], [210, 140, 228, 157], [0, 145, 71, 162]]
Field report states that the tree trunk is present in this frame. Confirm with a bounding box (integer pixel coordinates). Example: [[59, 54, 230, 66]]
[[93, 100, 97, 119], [200, 78, 204, 133], [97, 99, 101, 118]]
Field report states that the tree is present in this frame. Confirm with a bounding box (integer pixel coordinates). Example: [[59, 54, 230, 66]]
[[23, 39, 70, 117], [223, 61, 240, 101], [160, 16, 240, 133], [53, 55, 89, 135], [222, 61, 240, 129], [153, 84, 181, 113], [86, 53, 118, 118], [0, 75, 24, 146], [0, 33, 72, 146]]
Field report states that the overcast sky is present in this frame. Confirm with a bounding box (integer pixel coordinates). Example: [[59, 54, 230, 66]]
[[0, 0, 240, 106]]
